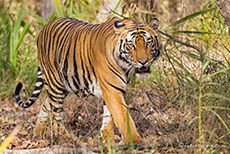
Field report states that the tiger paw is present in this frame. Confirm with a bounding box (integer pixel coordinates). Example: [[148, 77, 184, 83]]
[[33, 118, 48, 138], [51, 119, 71, 140]]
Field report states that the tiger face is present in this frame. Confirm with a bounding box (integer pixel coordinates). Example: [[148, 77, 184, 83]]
[[114, 18, 161, 78]]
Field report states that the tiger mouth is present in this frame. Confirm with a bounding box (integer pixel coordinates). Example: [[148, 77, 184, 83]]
[[135, 66, 150, 74]]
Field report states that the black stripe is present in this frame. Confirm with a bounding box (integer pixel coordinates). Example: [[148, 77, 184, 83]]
[[36, 77, 43, 83], [105, 80, 126, 95], [83, 76, 89, 90], [43, 69, 64, 92], [88, 54, 96, 81], [84, 28, 93, 85], [49, 102, 64, 113], [72, 76, 79, 89], [86, 63, 93, 84], [15, 82, 22, 96], [30, 92, 40, 98], [42, 104, 49, 112], [108, 61, 127, 84], [53, 107, 64, 113], [47, 92, 65, 104], [73, 25, 85, 85]]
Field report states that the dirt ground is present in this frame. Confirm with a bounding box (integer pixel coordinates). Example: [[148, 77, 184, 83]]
[[0, 83, 228, 153]]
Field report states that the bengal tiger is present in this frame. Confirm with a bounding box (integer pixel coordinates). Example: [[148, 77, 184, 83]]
[[15, 17, 162, 143]]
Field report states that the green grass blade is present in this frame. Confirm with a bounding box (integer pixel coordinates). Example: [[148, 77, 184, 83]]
[[16, 22, 31, 51], [110, 0, 123, 17], [68, 0, 73, 18], [9, 0, 27, 75], [180, 51, 200, 61], [206, 108, 230, 133], [53, 0, 65, 17], [24, 11, 48, 26], [150, 65, 161, 86], [220, 43, 230, 66], [13, 0, 26, 36], [202, 60, 211, 73], [205, 106, 230, 110], [203, 66, 230, 81], [202, 93, 230, 102], [169, 7, 215, 27]]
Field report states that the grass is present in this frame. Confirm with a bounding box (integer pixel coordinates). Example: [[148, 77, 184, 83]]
[[9, 0, 31, 77], [0, 0, 37, 98], [0, 0, 230, 153], [148, 1, 230, 152]]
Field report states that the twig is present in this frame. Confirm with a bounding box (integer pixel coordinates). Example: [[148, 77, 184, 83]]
[[158, 29, 227, 70], [146, 92, 169, 110], [106, 8, 129, 19], [158, 29, 205, 63], [164, 39, 185, 86]]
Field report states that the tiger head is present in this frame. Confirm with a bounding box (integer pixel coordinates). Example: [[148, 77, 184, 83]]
[[113, 18, 162, 78]]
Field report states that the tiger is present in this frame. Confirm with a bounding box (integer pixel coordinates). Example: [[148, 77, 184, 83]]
[[14, 16, 162, 143]]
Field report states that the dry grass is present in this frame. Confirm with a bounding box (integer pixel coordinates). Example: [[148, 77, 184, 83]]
[[1, 0, 230, 153]]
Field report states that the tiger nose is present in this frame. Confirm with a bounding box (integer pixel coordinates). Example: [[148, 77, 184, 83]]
[[138, 59, 148, 65]]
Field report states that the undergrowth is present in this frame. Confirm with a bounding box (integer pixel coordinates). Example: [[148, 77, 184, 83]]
[[0, 0, 229, 153]]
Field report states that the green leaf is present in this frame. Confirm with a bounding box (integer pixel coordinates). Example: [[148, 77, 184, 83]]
[[203, 66, 230, 81], [206, 108, 230, 133], [16, 22, 31, 51], [53, 0, 65, 17], [110, 0, 123, 17], [25, 11, 48, 26], [68, 0, 73, 18], [9, 0, 27, 75], [150, 66, 161, 86], [180, 51, 200, 61], [221, 43, 230, 67], [202, 93, 230, 102], [202, 59, 211, 73], [169, 7, 215, 27]]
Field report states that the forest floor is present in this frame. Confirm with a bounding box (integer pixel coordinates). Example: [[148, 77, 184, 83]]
[[1, 81, 228, 154]]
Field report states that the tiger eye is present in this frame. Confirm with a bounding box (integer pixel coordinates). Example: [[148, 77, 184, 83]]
[[128, 43, 135, 49], [146, 41, 152, 47]]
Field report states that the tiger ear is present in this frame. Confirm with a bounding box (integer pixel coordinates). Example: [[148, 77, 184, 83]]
[[148, 18, 159, 30], [114, 21, 126, 34]]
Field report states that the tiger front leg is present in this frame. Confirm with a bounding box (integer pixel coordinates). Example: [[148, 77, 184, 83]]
[[103, 91, 142, 143], [100, 104, 115, 142]]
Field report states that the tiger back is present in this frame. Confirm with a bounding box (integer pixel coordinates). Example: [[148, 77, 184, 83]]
[[15, 17, 162, 143]]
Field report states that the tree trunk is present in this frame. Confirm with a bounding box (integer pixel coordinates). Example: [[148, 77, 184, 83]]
[[41, 0, 55, 20]]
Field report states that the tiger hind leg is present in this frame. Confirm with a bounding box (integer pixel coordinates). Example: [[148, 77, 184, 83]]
[[34, 94, 70, 140], [100, 104, 115, 142], [50, 103, 71, 140], [34, 97, 50, 138], [48, 94, 71, 140]]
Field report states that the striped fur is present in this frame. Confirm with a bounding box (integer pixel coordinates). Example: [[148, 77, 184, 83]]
[[15, 17, 161, 143], [15, 66, 44, 108]]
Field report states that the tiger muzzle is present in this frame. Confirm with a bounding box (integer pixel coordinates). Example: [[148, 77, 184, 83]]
[[135, 66, 150, 74], [135, 59, 151, 74]]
